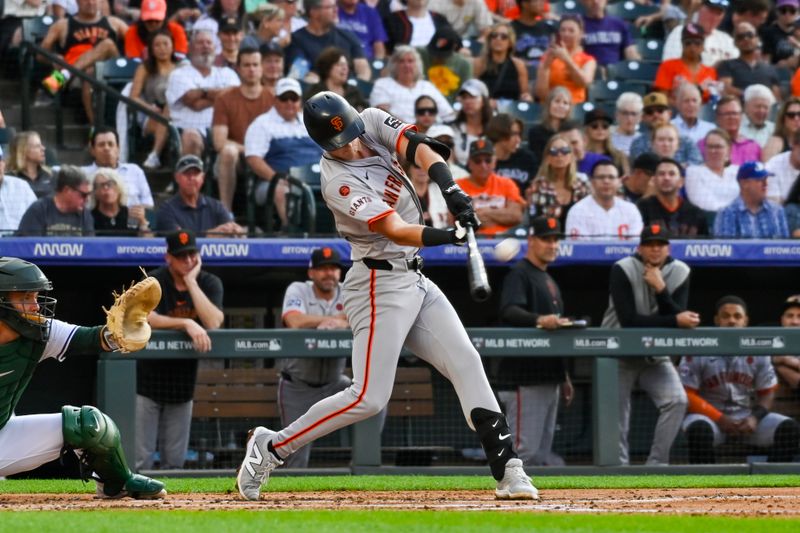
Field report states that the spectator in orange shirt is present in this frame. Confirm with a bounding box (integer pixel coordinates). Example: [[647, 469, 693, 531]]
[[534, 15, 597, 103], [456, 138, 526, 235], [792, 67, 800, 98], [654, 23, 718, 103], [124, 0, 188, 60]]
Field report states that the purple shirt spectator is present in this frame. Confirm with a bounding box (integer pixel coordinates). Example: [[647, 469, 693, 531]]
[[698, 137, 762, 166], [338, 2, 388, 61], [578, 152, 609, 175], [582, 15, 634, 67]]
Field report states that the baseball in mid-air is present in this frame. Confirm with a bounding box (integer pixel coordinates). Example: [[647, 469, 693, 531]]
[[493, 238, 521, 262]]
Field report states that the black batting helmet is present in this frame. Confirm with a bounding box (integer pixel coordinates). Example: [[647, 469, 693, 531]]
[[303, 91, 365, 151]]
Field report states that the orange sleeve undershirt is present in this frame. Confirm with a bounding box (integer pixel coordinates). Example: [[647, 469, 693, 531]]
[[685, 387, 723, 422]]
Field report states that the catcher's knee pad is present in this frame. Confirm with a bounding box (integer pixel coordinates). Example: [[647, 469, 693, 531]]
[[62, 405, 120, 454], [471, 407, 517, 481]]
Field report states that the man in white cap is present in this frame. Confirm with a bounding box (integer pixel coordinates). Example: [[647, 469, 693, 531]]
[[244, 78, 323, 225]]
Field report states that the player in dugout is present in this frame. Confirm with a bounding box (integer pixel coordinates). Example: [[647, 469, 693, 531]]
[[0, 257, 165, 499], [679, 295, 800, 463], [236, 91, 538, 502]]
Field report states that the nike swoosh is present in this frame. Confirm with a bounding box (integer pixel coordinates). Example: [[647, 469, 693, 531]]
[[0, 370, 14, 378], [499, 433, 511, 440], [491, 420, 499, 428], [497, 448, 505, 457]]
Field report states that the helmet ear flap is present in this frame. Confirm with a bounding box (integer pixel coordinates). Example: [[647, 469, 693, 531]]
[[304, 91, 366, 151]]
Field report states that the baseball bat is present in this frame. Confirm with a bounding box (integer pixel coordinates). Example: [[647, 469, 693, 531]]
[[465, 225, 491, 302]]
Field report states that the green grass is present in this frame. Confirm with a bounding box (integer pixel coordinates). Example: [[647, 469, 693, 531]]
[[2, 474, 800, 494], [1, 511, 800, 533]]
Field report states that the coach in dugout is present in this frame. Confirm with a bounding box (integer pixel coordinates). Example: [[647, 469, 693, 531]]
[[680, 295, 800, 463], [601, 224, 699, 465]]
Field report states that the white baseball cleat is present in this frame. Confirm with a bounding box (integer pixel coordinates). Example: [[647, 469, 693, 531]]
[[236, 426, 283, 501], [495, 458, 539, 500]]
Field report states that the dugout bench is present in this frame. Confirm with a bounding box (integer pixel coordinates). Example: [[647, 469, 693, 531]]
[[190, 366, 435, 468]]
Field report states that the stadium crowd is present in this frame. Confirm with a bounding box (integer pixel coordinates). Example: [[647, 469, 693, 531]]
[[0, 0, 800, 238]]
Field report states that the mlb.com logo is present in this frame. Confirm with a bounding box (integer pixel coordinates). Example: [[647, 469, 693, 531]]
[[33, 243, 84, 257]]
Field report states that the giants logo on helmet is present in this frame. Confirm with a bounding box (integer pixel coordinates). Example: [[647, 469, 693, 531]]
[[331, 116, 344, 131]]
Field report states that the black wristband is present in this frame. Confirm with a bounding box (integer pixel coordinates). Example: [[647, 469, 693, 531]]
[[751, 405, 769, 421], [428, 161, 456, 192], [422, 226, 455, 246]]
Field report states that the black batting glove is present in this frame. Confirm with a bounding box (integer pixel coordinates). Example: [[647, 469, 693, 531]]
[[442, 184, 473, 217], [456, 209, 481, 229]]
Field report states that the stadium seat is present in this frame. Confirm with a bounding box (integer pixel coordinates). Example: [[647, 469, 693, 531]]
[[0, 127, 15, 152], [289, 164, 338, 235], [699, 102, 716, 122], [606, 60, 658, 87], [461, 38, 483, 58], [636, 38, 664, 63], [347, 78, 373, 100], [95, 57, 141, 127], [496, 100, 542, 129], [572, 101, 615, 123], [588, 79, 645, 103], [606, 1, 659, 22], [549, 0, 585, 16], [22, 15, 55, 43], [254, 172, 317, 235]]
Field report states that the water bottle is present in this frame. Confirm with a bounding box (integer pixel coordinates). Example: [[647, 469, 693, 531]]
[[288, 57, 310, 80]]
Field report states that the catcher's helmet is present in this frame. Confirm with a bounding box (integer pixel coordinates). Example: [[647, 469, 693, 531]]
[[303, 91, 365, 151], [0, 257, 56, 341]]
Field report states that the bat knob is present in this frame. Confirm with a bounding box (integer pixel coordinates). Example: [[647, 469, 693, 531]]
[[471, 286, 491, 302]]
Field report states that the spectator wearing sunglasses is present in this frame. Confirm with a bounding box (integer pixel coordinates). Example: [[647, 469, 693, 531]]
[[455, 139, 526, 235], [762, 97, 800, 161], [662, 0, 739, 67], [526, 134, 590, 225], [765, 128, 800, 205], [760, 0, 800, 69], [17, 166, 95, 236], [412, 95, 439, 135], [486, 113, 540, 196], [584, 109, 630, 177], [771, 294, 800, 389], [475, 22, 532, 102], [630, 92, 703, 166], [717, 22, 781, 100], [653, 24, 719, 103], [244, 78, 323, 225]]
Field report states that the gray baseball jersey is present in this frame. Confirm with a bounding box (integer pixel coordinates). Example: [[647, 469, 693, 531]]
[[280, 281, 347, 384], [679, 356, 779, 419], [320, 108, 423, 261], [267, 108, 502, 462]]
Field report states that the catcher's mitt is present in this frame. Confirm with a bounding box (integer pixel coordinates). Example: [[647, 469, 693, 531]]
[[103, 275, 162, 352]]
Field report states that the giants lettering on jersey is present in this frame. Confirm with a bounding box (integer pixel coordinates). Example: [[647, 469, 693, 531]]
[[702, 371, 754, 389], [72, 26, 110, 45], [383, 174, 403, 208], [349, 196, 372, 216]]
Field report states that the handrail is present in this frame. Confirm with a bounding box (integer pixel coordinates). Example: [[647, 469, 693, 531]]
[[20, 41, 180, 153]]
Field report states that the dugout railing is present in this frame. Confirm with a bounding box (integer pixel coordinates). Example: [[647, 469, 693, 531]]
[[98, 328, 800, 475]]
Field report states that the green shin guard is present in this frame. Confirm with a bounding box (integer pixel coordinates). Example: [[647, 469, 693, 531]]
[[62, 405, 163, 498]]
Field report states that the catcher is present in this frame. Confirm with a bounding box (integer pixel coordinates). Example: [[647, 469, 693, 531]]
[[0, 256, 165, 499]]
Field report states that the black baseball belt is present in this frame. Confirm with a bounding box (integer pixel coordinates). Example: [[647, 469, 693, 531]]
[[361, 256, 424, 271]]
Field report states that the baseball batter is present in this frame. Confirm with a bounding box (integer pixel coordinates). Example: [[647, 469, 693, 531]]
[[0, 257, 165, 499], [237, 91, 537, 501], [679, 295, 800, 463]]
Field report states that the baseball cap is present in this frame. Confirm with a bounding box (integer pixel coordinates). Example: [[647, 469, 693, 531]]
[[427, 124, 456, 139], [632, 152, 661, 175], [737, 160, 773, 181], [428, 26, 460, 57], [140, 0, 167, 21], [778, 0, 800, 8], [166, 229, 198, 256], [219, 16, 243, 33], [529, 216, 564, 238], [259, 41, 284, 57], [782, 294, 800, 312], [309, 247, 343, 269], [276, 77, 302, 97], [640, 223, 671, 244], [643, 92, 669, 110], [469, 138, 494, 159], [175, 154, 204, 174], [681, 23, 706, 41], [703, 0, 729, 10], [583, 108, 612, 126], [458, 79, 489, 99]]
